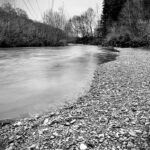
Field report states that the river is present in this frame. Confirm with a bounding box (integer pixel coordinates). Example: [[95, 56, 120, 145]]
[[0, 45, 117, 120]]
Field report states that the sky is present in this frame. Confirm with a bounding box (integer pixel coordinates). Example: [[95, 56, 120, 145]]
[[1, 0, 103, 21]]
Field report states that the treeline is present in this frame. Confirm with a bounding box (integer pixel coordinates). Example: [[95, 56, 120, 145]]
[[98, 0, 150, 47], [0, 3, 67, 47], [67, 8, 99, 45]]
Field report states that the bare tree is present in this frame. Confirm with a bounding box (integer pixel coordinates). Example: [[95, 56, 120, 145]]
[[16, 8, 28, 19], [69, 16, 80, 37], [69, 8, 96, 38], [43, 7, 67, 30], [43, 7, 67, 42], [84, 8, 96, 36]]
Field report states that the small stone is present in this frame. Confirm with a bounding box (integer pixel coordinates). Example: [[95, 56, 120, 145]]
[[135, 129, 142, 134], [70, 119, 76, 124], [120, 129, 126, 135], [124, 118, 130, 122], [121, 107, 128, 112], [131, 107, 137, 112], [119, 137, 125, 141], [111, 146, 115, 150], [16, 135, 21, 140], [132, 102, 138, 106], [99, 117, 107, 123], [34, 114, 40, 119], [8, 136, 14, 144], [5, 143, 14, 150], [129, 130, 137, 137], [127, 141, 134, 148], [29, 144, 36, 150], [115, 132, 119, 138], [43, 118, 49, 125], [80, 143, 87, 150], [99, 134, 104, 137], [50, 136, 55, 139], [99, 133, 105, 141], [9, 143, 14, 147], [65, 122, 70, 126], [80, 130, 86, 134], [131, 121, 136, 125], [38, 130, 43, 135], [112, 111, 118, 118], [77, 136, 84, 142], [38, 128, 48, 135], [14, 121, 22, 127], [53, 132, 59, 137], [6, 146, 14, 150], [99, 138, 104, 143], [140, 118, 146, 124], [9, 136, 14, 140]]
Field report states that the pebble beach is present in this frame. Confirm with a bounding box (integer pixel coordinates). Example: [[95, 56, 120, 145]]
[[1, 48, 150, 150]]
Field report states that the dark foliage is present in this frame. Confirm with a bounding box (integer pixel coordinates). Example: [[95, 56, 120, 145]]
[[68, 8, 97, 44], [75, 37, 99, 45], [0, 3, 67, 47], [98, 0, 150, 47], [100, 0, 127, 40]]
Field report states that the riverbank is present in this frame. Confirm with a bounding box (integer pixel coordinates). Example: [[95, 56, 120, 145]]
[[1, 48, 150, 150]]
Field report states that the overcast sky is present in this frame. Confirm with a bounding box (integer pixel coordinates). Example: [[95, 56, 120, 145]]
[[5, 0, 103, 21]]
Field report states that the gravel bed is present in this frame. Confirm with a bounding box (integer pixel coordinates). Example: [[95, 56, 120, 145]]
[[1, 48, 150, 150]]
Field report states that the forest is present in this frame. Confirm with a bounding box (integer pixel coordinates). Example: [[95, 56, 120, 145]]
[[1, 0, 150, 47], [98, 0, 150, 47], [0, 3, 67, 47], [66, 8, 99, 45], [0, 2, 101, 47]]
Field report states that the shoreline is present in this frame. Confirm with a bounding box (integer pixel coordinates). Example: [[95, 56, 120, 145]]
[[0, 47, 118, 122], [1, 48, 150, 149]]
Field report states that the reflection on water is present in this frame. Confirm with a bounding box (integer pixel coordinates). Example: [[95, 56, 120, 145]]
[[0, 45, 117, 120]]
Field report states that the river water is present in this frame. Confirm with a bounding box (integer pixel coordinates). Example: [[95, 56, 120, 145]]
[[0, 45, 117, 120]]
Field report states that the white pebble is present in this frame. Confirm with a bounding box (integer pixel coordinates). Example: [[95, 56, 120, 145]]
[[80, 143, 87, 150], [43, 118, 49, 125]]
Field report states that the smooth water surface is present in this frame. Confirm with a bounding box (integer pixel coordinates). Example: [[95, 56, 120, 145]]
[[0, 45, 115, 120]]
